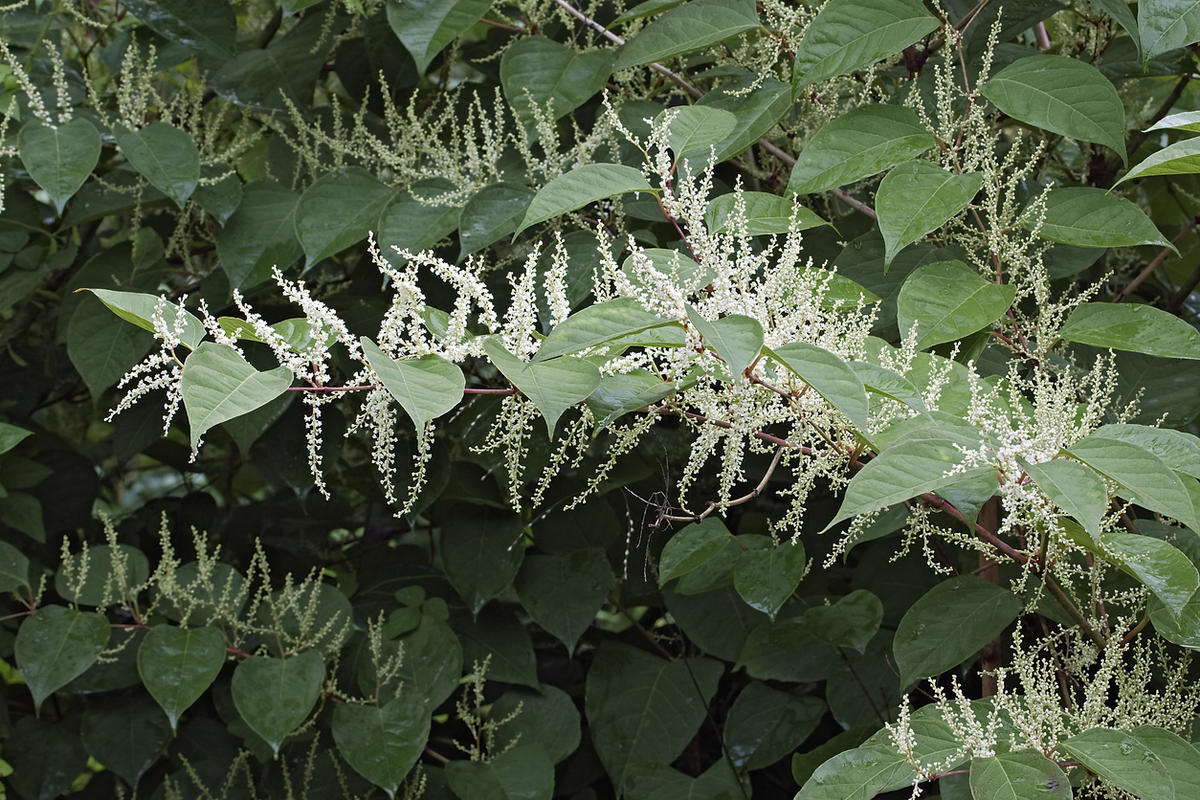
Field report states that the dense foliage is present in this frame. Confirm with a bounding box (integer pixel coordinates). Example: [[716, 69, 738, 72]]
[[4, 0, 1200, 797]]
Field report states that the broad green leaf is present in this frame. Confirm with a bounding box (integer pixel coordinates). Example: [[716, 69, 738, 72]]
[[458, 182, 535, 259], [659, 106, 738, 166], [704, 191, 829, 235], [788, 104, 935, 195], [0, 422, 32, 454], [501, 37, 615, 134], [80, 699, 171, 789], [444, 745, 555, 800], [208, 12, 329, 111], [733, 539, 806, 618], [849, 362, 927, 414], [1150, 593, 1200, 647], [216, 180, 303, 288], [1118, 137, 1200, 185], [792, 726, 878, 788], [896, 260, 1015, 350], [585, 642, 723, 794], [390, 613, 462, 708], [515, 549, 613, 653], [0, 492, 46, 542], [586, 370, 691, 430], [332, 695, 429, 798], [805, 589, 884, 653], [537, 297, 679, 361], [5, 717, 88, 800], [1093, 423, 1200, 478], [483, 339, 601, 438], [114, 123, 201, 208], [820, 438, 988, 532], [0, 539, 31, 592], [624, 761, 743, 799], [659, 518, 735, 585], [894, 576, 1022, 687], [80, 288, 205, 350], [622, 247, 712, 294], [68, 294, 154, 398], [792, 0, 939, 89], [180, 343, 293, 449], [615, 0, 760, 69], [980, 55, 1126, 162], [361, 338, 464, 430], [230, 650, 324, 755], [15, 605, 111, 711], [968, 751, 1071, 800], [1091, 0, 1140, 50], [1131, 726, 1200, 798], [491, 685, 582, 764], [822, 273, 883, 311], [1023, 458, 1108, 535], [386, 0, 494, 72], [120, 0, 236, 62], [294, 167, 394, 267], [1147, 110, 1200, 132], [376, 180, 461, 256], [1060, 302, 1200, 359], [456, 606, 539, 688], [768, 341, 871, 432], [687, 309, 763, 378], [1060, 728, 1174, 800], [1140, 0, 1200, 59], [137, 625, 226, 732], [441, 509, 525, 614], [724, 682, 825, 771], [1067, 435, 1199, 530], [698, 77, 792, 162], [18, 118, 101, 214], [667, 582, 770, 660], [797, 743, 914, 800], [1032, 188, 1172, 249], [876, 161, 982, 266], [55, 544, 150, 606], [193, 166, 242, 225], [518, 164, 656, 234], [1100, 528, 1198, 617], [614, 0, 687, 23]]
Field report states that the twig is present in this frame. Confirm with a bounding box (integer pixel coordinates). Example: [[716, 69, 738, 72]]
[[1128, 73, 1192, 157], [1114, 217, 1197, 301], [1033, 22, 1051, 50], [286, 384, 516, 395], [662, 446, 784, 522]]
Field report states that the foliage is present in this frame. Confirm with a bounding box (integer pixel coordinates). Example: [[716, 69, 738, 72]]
[[4, 0, 1200, 798]]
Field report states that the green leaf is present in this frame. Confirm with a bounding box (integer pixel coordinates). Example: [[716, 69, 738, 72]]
[[230, 650, 325, 755], [68, 296, 154, 399], [788, 104, 935, 195], [120, 0, 236, 62], [1100, 528, 1199, 617], [1092, 0, 1141, 51], [518, 164, 656, 234], [659, 106, 738, 166], [980, 55, 1127, 162], [15, 605, 111, 711], [483, 339, 601, 438], [896, 260, 1015, 350], [0, 422, 32, 454], [894, 576, 1022, 686], [376, 180, 461, 256], [501, 37, 615, 134], [445, 746, 555, 800], [537, 298, 680, 361], [585, 642, 724, 794], [1069, 435, 1200, 528], [55, 544, 150, 606], [876, 161, 982, 266], [180, 343, 293, 450], [1131, 726, 1200, 798], [1140, 0, 1200, 59], [389, 613, 462, 709], [733, 539, 806, 619], [1093, 423, 1200, 479], [586, 370, 690, 430], [792, 726, 878, 788], [114, 123, 201, 208], [0, 492, 46, 543], [137, 625, 226, 732], [687, 309, 763, 378], [615, 0, 760, 69], [697, 77, 792, 162], [806, 590, 884, 653], [18, 118, 101, 215], [792, 0, 939, 89], [1023, 458, 1108, 535], [850, 362, 927, 414], [1060, 728, 1175, 800], [622, 248, 711, 294], [797, 743, 914, 800], [294, 167, 394, 267], [515, 549, 613, 653], [193, 166, 242, 225], [0, 539, 31, 592], [456, 606, 539, 687], [767, 341, 871, 432], [1118, 137, 1200, 185], [968, 751, 1072, 800], [1149, 592, 1200, 647], [80, 698, 171, 789], [79, 288, 206, 350], [386, 0, 494, 72], [459, 182, 535, 259], [209, 13, 329, 111], [361, 338, 464, 431], [6, 717, 87, 800], [704, 191, 829, 235], [1032, 188, 1172, 249], [491, 685, 582, 765], [725, 682, 825, 771], [441, 509, 525, 614], [1147, 110, 1200, 132], [332, 694, 429, 798], [1061, 303, 1200, 360], [659, 517, 735, 585], [216, 180, 303, 288]]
